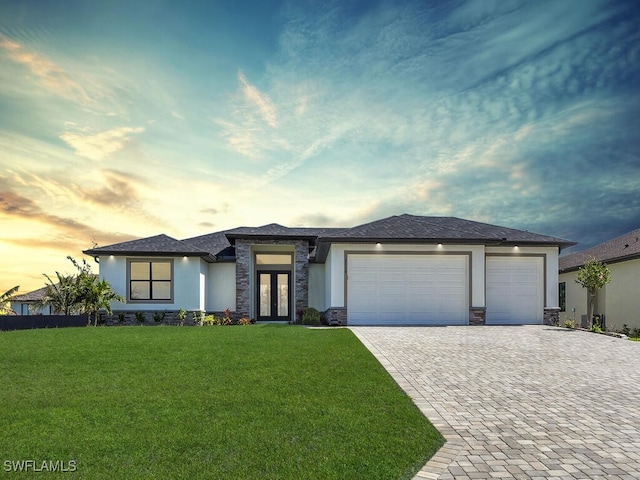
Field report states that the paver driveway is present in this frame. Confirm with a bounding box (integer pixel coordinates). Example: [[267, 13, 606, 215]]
[[351, 326, 640, 480]]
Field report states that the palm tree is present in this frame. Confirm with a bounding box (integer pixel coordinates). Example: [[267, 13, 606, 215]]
[[80, 277, 124, 326], [31, 273, 81, 315], [0, 286, 19, 315]]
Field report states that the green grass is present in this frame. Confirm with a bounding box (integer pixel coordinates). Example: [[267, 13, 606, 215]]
[[0, 325, 444, 479]]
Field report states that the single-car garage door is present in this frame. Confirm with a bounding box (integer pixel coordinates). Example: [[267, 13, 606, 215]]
[[347, 254, 468, 325], [486, 256, 543, 324]]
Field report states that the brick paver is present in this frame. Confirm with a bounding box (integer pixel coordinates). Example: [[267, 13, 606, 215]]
[[351, 326, 640, 480]]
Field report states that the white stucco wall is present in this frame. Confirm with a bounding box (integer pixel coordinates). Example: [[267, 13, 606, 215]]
[[207, 262, 236, 312], [98, 255, 204, 311], [308, 263, 325, 311]]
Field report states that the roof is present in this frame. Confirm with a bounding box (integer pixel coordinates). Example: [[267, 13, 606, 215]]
[[559, 227, 640, 271], [321, 214, 573, 245], [84, 215, 575, 263], [11, 285, 50, 302], [84, 234, 215, 260]]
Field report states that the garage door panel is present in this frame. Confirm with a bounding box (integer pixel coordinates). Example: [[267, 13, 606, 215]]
[[347, 254, 468, 325], [486, 257, 543, 325]]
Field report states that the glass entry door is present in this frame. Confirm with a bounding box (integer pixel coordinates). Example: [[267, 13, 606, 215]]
[[258, 271, 291, 321]]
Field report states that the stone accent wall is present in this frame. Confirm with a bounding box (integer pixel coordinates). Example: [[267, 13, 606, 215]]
[[99, 310, 201, 326], [235, 239, 310, 320], [294, 241, 309, 316], [235, 241, 251, 317], [469, 307, 487, 325], [544, 307, 560, 326], [324, 308, 347, 326]]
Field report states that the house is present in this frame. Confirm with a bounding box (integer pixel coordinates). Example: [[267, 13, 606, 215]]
[[83, 214, 574, 326], [10, 286, 54, 315], [559, 227, 640, 331]]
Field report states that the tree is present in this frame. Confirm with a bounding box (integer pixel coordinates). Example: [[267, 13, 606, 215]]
[[0, 286, 19, 315], [82, 277, 124, 326], [31, 272, 82, 315], [32, 257, 123, 324], [575, 257, 611, 328]]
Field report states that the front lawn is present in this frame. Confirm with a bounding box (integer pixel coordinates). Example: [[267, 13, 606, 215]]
[[0, 325, 443, 479]]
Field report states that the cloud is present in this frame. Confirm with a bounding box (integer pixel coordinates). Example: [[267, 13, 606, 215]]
[[60, 126, 145, 161], [0, 186, 135, 247], [0, 35, 90, 104], [238, 72, 278, 128], [79, 170, 141, 207]]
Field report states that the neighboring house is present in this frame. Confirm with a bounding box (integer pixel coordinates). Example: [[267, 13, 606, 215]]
[[10, 286, 54, 315], [83, 214, 574, 326], [559, 227, 640, 331]]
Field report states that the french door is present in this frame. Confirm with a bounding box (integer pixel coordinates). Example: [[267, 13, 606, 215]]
[[258, 271, 291, 321]]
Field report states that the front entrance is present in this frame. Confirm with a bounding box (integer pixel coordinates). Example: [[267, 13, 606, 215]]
[[257, 271, 291, 321]]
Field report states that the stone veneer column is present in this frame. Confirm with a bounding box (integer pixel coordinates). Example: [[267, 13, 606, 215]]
[[543, 307, 560, 326], [294, 241, 309, 317], [469, 307, 486, 325], [235, 240, 251, 318]]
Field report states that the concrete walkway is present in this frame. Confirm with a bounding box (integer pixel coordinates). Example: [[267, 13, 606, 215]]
[[351, 326, 640, 480]]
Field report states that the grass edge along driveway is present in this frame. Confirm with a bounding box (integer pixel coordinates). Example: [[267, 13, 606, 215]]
[[0, 325, 444, 479]]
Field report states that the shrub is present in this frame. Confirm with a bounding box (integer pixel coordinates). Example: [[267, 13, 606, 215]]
[[621, 324, 630, 336], [176, 308, 187, 326], [202, 315, 219, 326], [301, 307, 321, 326], [153, 311, 166, 323], [192, 310, 204, 326], [237, 317, 252, 325], [135, 312, 146, 324], [633, 327, 640, 339], [563, 318, 576, 329]]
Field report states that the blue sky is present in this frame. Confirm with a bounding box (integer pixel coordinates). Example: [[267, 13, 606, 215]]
[[1, 0, 639, 292]]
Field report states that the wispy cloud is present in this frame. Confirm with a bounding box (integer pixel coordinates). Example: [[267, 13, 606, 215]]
[[0, 35, 90, 104], [60, 125, 145, 161], [238, 72, 278, 127]]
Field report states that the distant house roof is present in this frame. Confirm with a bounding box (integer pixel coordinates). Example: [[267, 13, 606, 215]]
[[12, 285, 51, 302], [84, 214, 575, 263], [559, 227, 640, 272]]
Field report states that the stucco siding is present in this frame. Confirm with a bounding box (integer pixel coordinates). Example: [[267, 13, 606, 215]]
[[99, 255, 203, 311], [207, 262, 236, 312], [308, 263, 325, 311], [605, 258, 640, 331]]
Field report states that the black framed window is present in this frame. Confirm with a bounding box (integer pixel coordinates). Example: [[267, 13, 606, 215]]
[[559, 282, 566, 312], [129, 260, 173, 302]]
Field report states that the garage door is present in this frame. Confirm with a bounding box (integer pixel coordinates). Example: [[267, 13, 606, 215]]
[[347, 254, 468, 325], [486, 256, 543, 324]]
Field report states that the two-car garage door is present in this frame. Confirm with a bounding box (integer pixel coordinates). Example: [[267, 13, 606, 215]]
[[347, 254, 468, 325], [347, 253, 544, 325]]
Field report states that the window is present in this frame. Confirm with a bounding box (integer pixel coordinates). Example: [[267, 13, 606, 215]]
[[129, 260, 173, 302], [559, 282, 566, 312], [255, 253, 292, 265]]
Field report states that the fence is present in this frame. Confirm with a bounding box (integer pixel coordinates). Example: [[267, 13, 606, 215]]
[[0, 315, 89, 331]]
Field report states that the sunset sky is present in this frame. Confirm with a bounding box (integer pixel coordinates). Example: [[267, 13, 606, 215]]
[[1, 0, 639, 294]]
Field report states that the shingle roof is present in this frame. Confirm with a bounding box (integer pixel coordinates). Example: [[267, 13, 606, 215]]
[[181, 231, 234, 258], [12, 285, 50, 302], [84, 234, 212, 258], [322, 214, 573, 245], [559, 227, 640, 271], [225, 223, 343, 239], [84, 215, 575, 263]]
